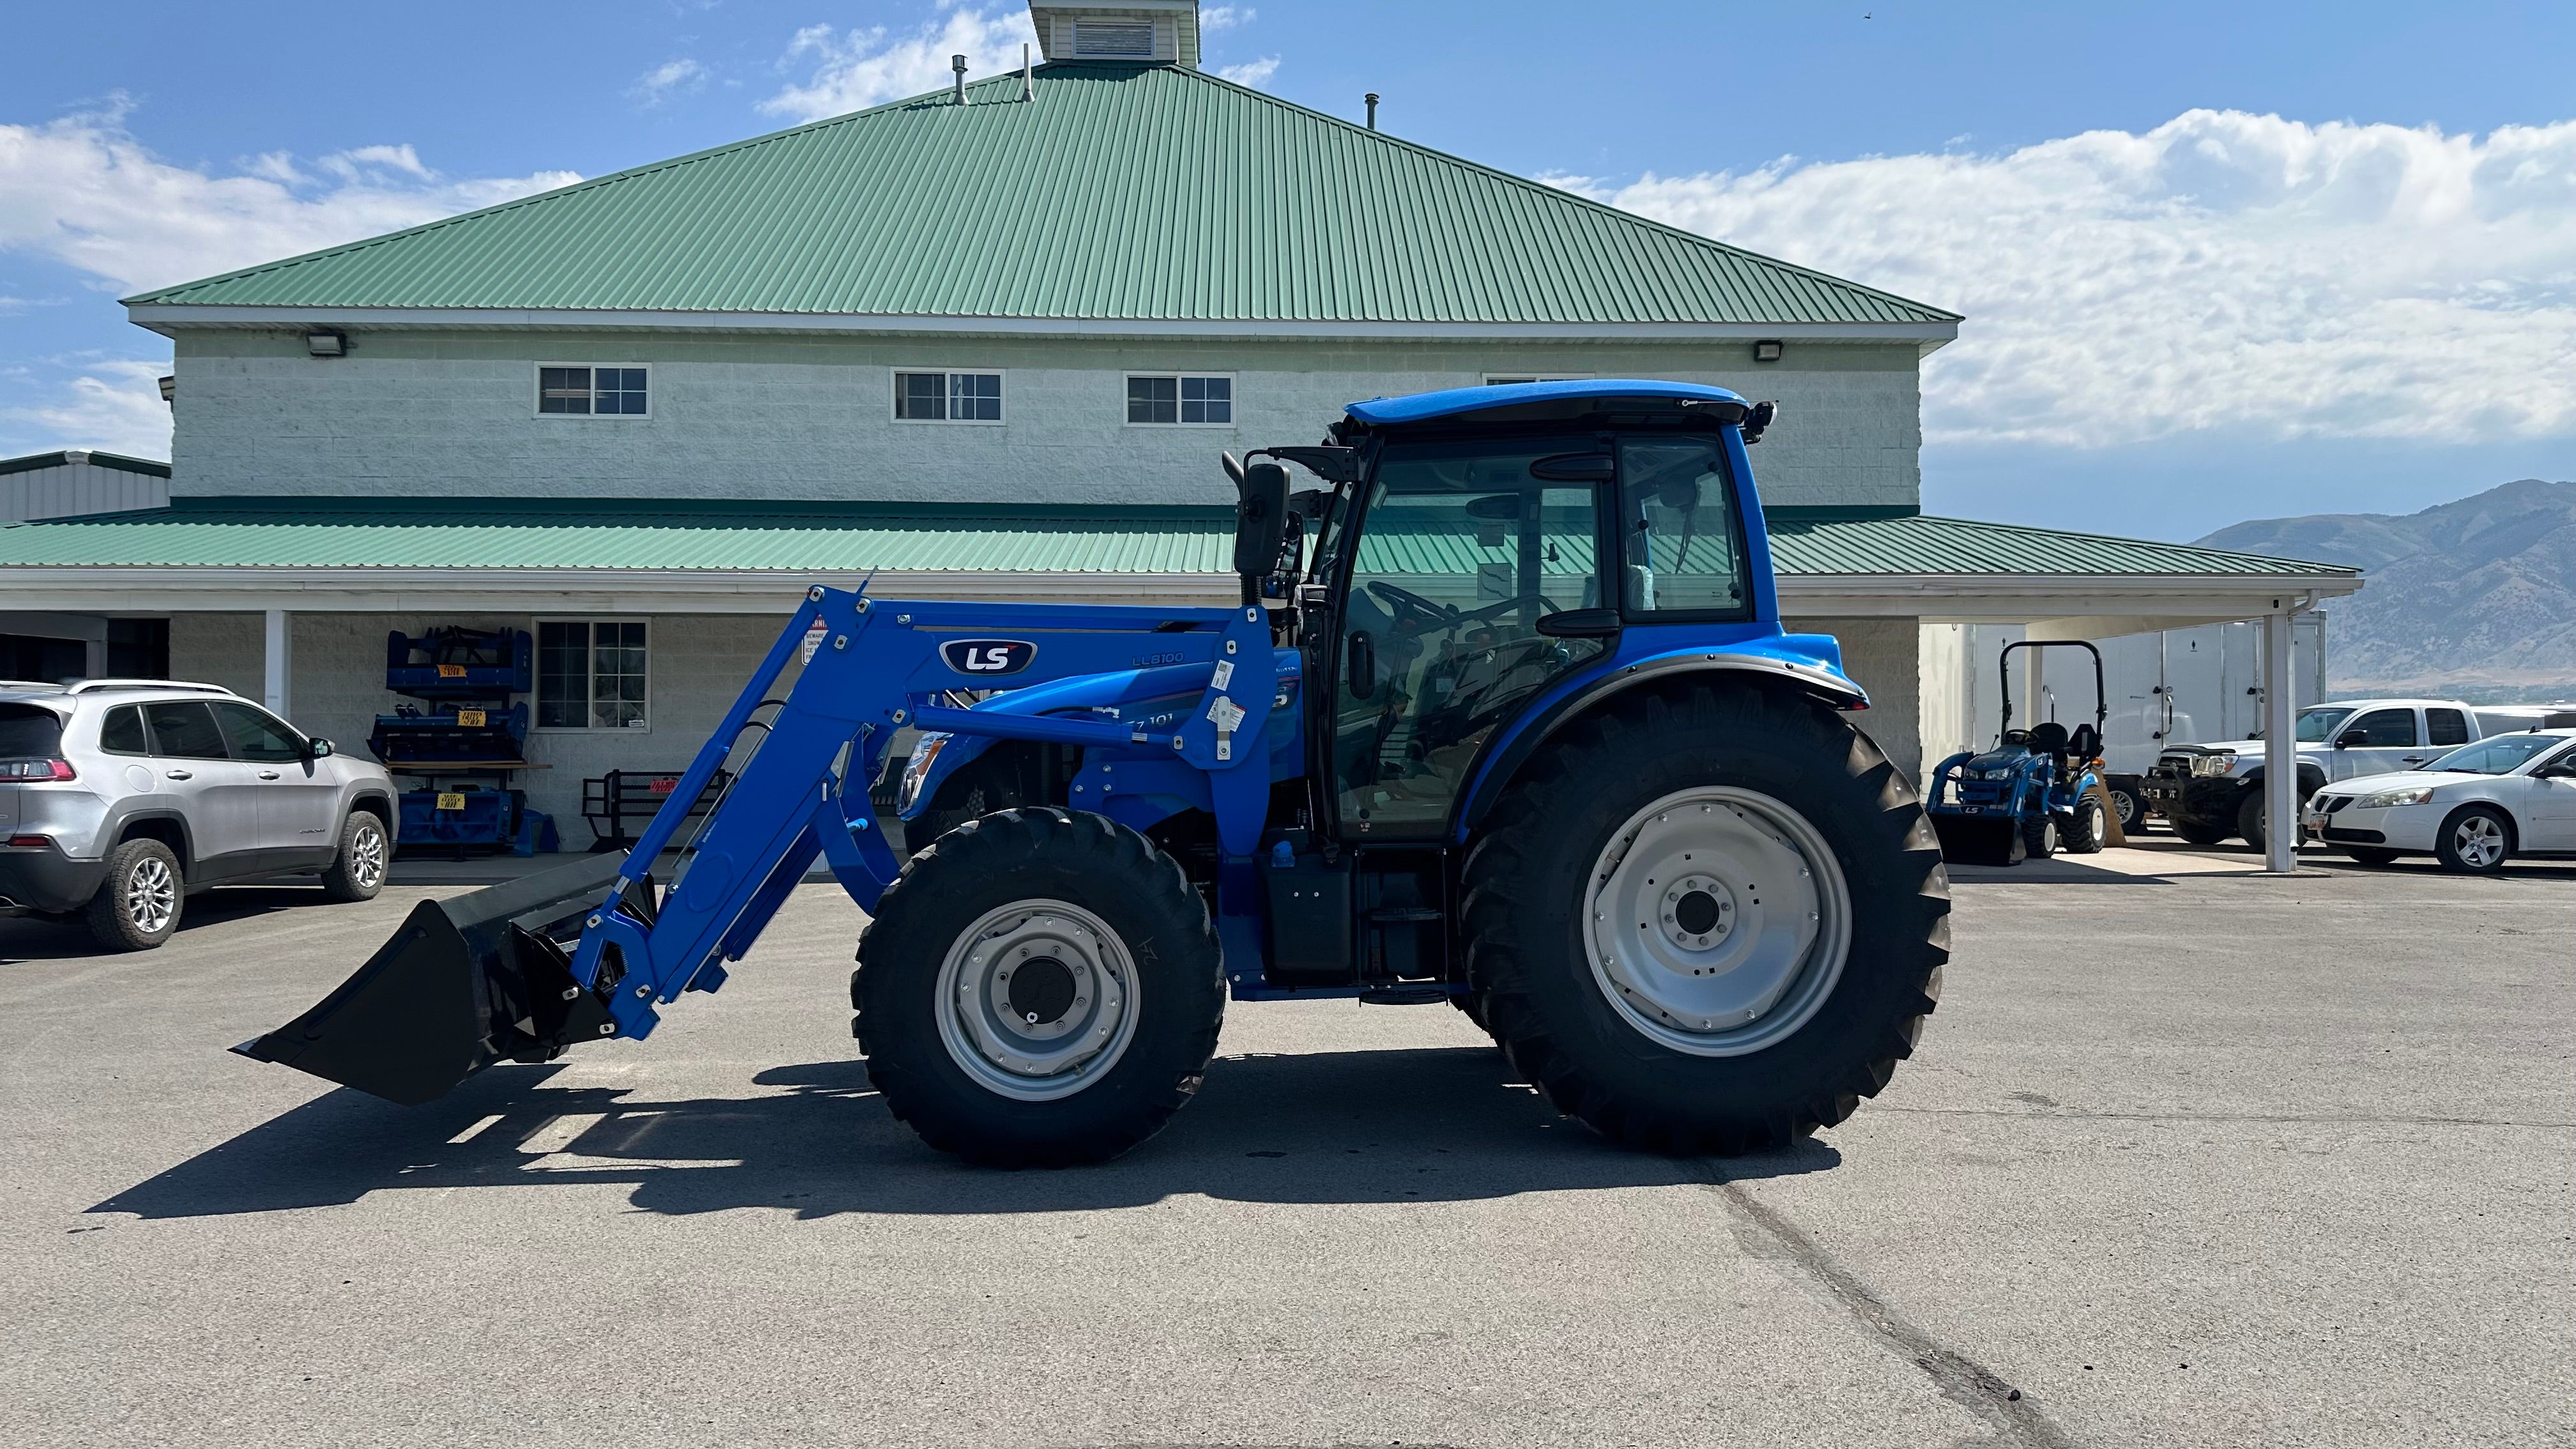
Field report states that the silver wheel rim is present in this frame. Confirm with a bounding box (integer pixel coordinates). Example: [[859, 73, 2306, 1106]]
[[2453, 815, 2506, 868], [2112, 792, 2136, 826], [349, 823, 387, 889], [933, 898, 1140, 1101], [1583, 786, 1851, 1057], [126, 856, 176, 935]]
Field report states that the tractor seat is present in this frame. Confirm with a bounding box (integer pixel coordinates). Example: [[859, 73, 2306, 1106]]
[[2068, 723, 2102, 759], [2027, 721, 2071, 756]]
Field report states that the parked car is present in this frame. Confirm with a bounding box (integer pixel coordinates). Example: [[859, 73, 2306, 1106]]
[[2140, 698, 2487, 852], [0, 680, 398, 949], [2303, 728, 2576, 873]]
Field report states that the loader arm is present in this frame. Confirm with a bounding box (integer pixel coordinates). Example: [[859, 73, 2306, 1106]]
[[236, 586, 1279, 1103]]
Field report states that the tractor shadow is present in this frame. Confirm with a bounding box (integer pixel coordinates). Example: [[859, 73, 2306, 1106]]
[[93, 1046, 1840, 1221]]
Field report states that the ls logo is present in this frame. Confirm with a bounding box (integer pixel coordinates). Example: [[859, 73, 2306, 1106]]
[[940, 639, 1038, 676]]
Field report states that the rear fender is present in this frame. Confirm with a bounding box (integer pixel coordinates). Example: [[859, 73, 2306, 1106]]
[[1453, 638, 1869, 839]]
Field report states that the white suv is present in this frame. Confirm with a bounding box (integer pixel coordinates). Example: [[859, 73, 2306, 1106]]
[[0, 680, 398, 950]]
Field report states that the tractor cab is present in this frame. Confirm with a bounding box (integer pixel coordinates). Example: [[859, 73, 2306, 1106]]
[[1928, 640, 2115, 865]]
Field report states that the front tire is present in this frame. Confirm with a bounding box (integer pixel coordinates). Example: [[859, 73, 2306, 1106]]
[[2061, 795, 2106, 854], [86, 838, 183, 951], [2434, 805, 2512, 875], [2106, 782, 2147, 834], [1462, 684, 1949, 1156], [2174, 816, 2234, 847], [318, 811, 389, 902], [854, 808, 1225, 1167], [2237, 788, 2309, 855]]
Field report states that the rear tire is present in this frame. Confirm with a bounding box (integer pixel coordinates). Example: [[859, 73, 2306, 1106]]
[[854, 808, 1224, 1167], [2174, 817, 2234, 847], [86, 838, 182, 951], [318, 811, 389, 903], [2062, 795, 2106, 854], [2433, 805, 2512, 875], [1462, 684, 1949, 1156]]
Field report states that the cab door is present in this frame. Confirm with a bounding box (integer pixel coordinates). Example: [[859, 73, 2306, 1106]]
[[2331, 707, 2421, 780], [1327, 437, 1612, 838]]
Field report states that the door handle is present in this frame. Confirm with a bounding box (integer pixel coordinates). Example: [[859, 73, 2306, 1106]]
[[257, 769, 281, 780], [164, 769, 192, 780]]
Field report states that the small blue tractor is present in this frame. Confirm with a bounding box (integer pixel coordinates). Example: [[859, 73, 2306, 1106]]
[[1927, 640, 2112, 866], [238, 381, 1951, 1165]]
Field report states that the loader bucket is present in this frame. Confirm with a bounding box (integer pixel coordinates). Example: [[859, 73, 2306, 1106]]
[[1931, 813, 2026, 868], [232, 852, 632, 1106]]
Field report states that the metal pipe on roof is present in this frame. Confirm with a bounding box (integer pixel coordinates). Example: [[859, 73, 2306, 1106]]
[[1022, 43, 1034, 102], [1365, 93, 1379, 130], [953, 54, 968, 105]]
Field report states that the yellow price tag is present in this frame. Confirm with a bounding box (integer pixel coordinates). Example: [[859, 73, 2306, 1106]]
[[435, 792, 466, 811], [437, 664, 467, 678], [456, 709, 487, 728]]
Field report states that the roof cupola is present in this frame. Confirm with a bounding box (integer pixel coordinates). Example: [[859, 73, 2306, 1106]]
[[1028, 1, 1199, 68]]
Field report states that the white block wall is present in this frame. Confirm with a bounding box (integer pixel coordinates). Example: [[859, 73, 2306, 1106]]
[[169, 332, 1925, 510], [1786, 615, 1924, 785]]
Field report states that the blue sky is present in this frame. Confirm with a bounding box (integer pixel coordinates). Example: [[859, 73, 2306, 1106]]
[[6, 0, 2573, 539]]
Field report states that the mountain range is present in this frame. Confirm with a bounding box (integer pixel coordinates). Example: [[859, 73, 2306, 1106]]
[[2195, 478, 2576, 698]]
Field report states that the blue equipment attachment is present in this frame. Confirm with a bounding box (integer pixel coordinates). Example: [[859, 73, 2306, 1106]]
[[238, 382, 1951, 1165], [1926, 640, 2112, 866]]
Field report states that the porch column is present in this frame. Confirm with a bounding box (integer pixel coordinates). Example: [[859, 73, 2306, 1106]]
[[263, 607, 291, 717], [2262, 606, 2297, 873]]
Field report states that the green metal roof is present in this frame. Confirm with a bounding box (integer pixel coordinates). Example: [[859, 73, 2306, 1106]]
[[126, 65, 1954, 328], [0, 498, 2353, 578]]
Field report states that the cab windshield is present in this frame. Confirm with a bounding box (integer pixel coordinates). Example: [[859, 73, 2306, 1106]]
[[2290, 707, 2355, 743], [2429, 733, 2566, 775]]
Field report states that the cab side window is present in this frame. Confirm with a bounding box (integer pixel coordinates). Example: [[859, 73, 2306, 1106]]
[[2425, 709, 2470, 747], [142, 702, 231, 759], [215, 702, 305, 762], [2342, 709, 2418, 747], [1615, 438, 1746, 617], [99, 705, 148, 756]]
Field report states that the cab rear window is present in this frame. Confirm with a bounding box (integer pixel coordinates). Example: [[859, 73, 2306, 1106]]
[[0, 703, 65, 758]]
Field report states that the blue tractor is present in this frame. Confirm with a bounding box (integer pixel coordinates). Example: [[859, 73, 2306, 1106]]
[[1927, 640, 2112, 866], [236, 381, 1951, 1165]]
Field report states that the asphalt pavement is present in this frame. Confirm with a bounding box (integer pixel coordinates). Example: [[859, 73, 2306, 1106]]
[[3, 845, 2569, 1448]]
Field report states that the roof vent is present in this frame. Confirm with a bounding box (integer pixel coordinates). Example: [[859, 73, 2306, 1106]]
[[1029, 3, 1198, 68]]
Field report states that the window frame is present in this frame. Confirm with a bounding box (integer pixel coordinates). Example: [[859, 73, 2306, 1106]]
[[533, 617, 653, 734], [2341, 707, 2419, 748], [890, 368, 1008, 426], [1122, 372, 1238, 429], [533, 363, 653, 420], [212, 700, 309, 763], [1611, 434, 1756, 626], [2425, 707, 2471, 747]]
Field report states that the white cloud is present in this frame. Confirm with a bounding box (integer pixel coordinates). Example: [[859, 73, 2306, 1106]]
[[1215, 56, 1279, 88], [1200, 6, 1255, 29], [0, 101, 580, 295], [4, 359, 171, 459], [1556, 110, 2576, 448], [631, 57, 709, 106], [762, 6, 1040, 123]]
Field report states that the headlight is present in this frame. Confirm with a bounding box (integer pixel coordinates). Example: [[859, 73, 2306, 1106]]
[[1982, 768, 2015, 781], [2191, 753, 2239, 777], [895, 733, 948, 813], [2353, 786, 2435, 808]]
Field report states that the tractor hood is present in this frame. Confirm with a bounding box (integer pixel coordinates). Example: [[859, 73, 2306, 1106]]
[[898, 648, 1301, 820]]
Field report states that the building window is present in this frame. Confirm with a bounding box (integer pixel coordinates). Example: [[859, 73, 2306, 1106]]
[[893, 371, 1004, 424], [1127, 374, 1233, 425], [537, 365, 650, 417], [1483, 374, 1593, 386], [538, 620, 649, 730]]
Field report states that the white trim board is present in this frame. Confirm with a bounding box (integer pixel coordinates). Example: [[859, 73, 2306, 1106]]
[[128, 303, 1960, 348]]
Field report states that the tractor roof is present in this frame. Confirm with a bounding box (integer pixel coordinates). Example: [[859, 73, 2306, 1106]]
[[1343, 379, 1749, 429]]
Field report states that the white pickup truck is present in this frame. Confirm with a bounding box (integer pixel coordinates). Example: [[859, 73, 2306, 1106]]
[[2140, 698, 2495, 852]]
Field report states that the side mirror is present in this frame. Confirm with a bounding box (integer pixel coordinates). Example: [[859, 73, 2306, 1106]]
[[306, 737, 335, 759], [2334, 730, 2366, 749], [1234, 460, 1291, 584], [2537, 760, 2576, 779]]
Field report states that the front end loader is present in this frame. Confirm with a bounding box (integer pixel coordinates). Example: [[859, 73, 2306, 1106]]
[[237, 381, 1951, 1164]]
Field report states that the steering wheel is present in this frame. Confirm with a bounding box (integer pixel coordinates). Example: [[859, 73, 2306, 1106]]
[[1367, 581, 1461, 638]]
